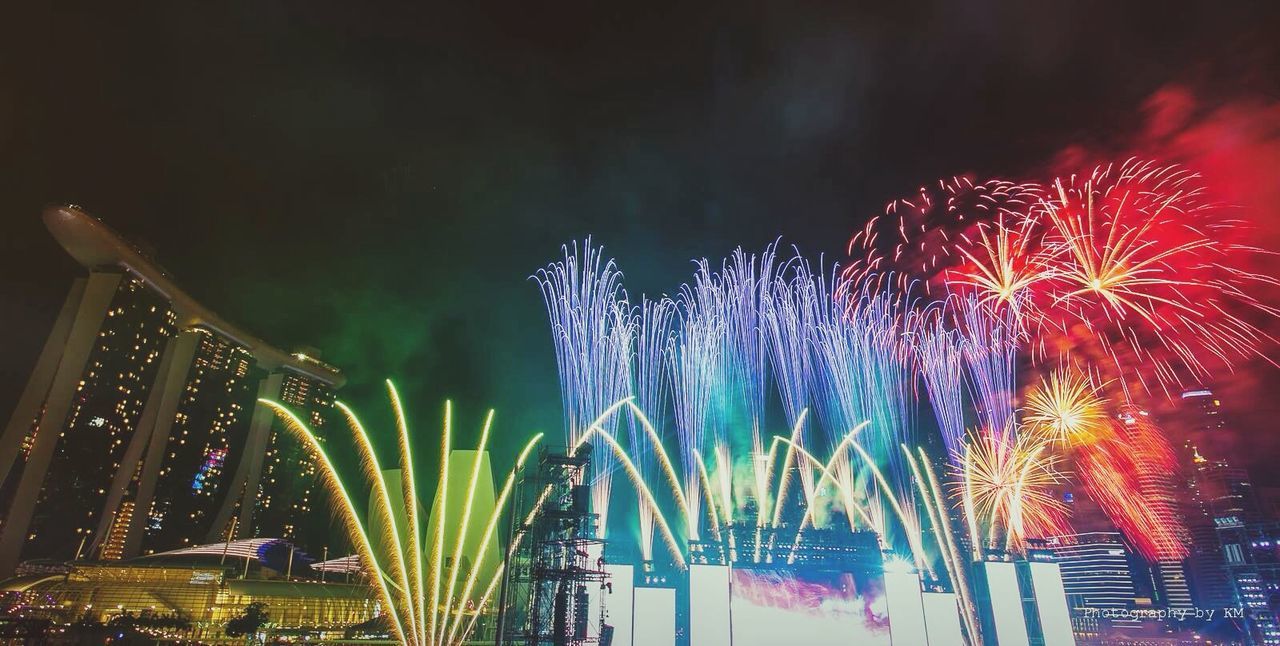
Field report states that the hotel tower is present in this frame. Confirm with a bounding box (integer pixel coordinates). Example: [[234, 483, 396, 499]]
[[0, 206, 345, 575]]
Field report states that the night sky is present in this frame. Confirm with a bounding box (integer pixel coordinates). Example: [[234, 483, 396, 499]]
[[2, 2, 1279, 478]]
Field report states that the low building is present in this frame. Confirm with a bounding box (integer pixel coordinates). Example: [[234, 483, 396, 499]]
[[0, 539, 380, 642]]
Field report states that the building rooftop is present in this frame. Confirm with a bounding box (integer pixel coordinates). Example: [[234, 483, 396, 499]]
[[43, 205, 344, 387]]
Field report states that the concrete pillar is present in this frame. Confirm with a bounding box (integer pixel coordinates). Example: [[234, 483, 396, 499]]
[[206, 373, 284, 543], [0, 278, 87, 491], [106, 330, 200, 557], [0, 272, 123, 576]]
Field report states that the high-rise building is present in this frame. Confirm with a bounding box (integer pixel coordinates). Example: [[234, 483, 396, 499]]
[[1046, 532, 1139, 609], [1216, 521, 1280, 645], [1174, 387, 1267, 606], [244, 369, 336, 550], [0, 271, 176, 568], [0, 206, 344, 575]]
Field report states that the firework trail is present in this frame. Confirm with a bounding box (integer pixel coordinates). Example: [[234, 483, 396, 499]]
[[628, 296, 675, 560], [533, 239, 634, 537], [668, 267, 726, 541], [808, 271, 923, 549], [718, 247, 779, 524], [1073, 413, 1190, 562], [261, 388, 545, 646], [809, 269, 878, 532], [956, 295, 1022, 440], [911, 309, 968, 459], [762, 256, 818, 516]]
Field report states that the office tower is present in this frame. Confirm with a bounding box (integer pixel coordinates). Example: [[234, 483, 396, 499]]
[[1216, 521, 1280, 645], [1175, 387, 1266, 611], [0, 206, 344, 575], [1176, 387, 1242, 465], [1183, 447, 1236, 608], [1101, 407, 1196, 615], [1046, 532, 1139, 611]]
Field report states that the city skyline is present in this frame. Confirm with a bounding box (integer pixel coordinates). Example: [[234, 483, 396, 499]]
[[1, 4, 1279, 644]]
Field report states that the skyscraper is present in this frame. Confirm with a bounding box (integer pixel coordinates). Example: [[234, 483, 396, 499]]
[[1045, 531, 1162, 641], [1046, 532, 1139, 610], [1114, 407, 1194, 611], [0, 272, 176, 566], [1174, 387, 1265, 611], [0, 206, 345, 575]]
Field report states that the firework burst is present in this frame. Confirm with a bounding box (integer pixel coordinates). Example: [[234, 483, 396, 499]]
[[1023, 368, 1108, 447], [955, 430, 1068, 555]]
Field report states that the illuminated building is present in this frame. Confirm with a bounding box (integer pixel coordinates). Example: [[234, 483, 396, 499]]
[[1040, 532, 1214, 641], [1115, 408, 1194, 612], [1171, 386, 1280, 643], [0, 206, 344, 576], [1046, 532, 1139, 614], [0, 539, 378, 641], [236, 369, 338, 552], [0, 270, 175, 573], [1182, 447, 1236, 609], [1216, 521, 1280, 645]]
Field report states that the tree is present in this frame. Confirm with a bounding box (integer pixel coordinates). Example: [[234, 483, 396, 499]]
[[224, 602, 269, 639]]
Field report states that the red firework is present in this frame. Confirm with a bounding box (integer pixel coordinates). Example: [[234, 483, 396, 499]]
[[849, 159, 1278, 396], [1072, 412, 1190, 562]]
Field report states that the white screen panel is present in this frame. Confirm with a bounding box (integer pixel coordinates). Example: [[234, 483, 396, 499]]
[[604, 564, 634, 646], [921, 592, 964, 646], [632, 587, 676, 646], [689, 564, 731, 646], [885, 570, 928, 645], [1028, 562, 1075, 646], [982, 562, 1030, 646]]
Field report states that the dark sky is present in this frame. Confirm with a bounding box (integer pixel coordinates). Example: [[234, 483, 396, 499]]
[[2, 2, 1279, 476]]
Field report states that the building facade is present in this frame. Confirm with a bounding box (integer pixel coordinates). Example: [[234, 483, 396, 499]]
[[0, 206, 345, 575]]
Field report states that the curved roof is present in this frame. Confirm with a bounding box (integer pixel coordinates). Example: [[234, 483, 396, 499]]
[[43, 205, 344, 387]]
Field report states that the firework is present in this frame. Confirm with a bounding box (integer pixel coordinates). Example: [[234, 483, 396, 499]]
[[1074, 411, 1190, 562], [853, 160, 1278, 394], [911, 310, 968, 458], [762, 259, 819, 518], [845, 177, 1045, 295], [533, 239, 633, 536], [717, 248, 779, 527], [955, 431, 1067, 555], [627, 297, 675, 560], [668, 269, 725, 540], [261, 385, 544, 646], [1023, 368, 1108, 447]]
